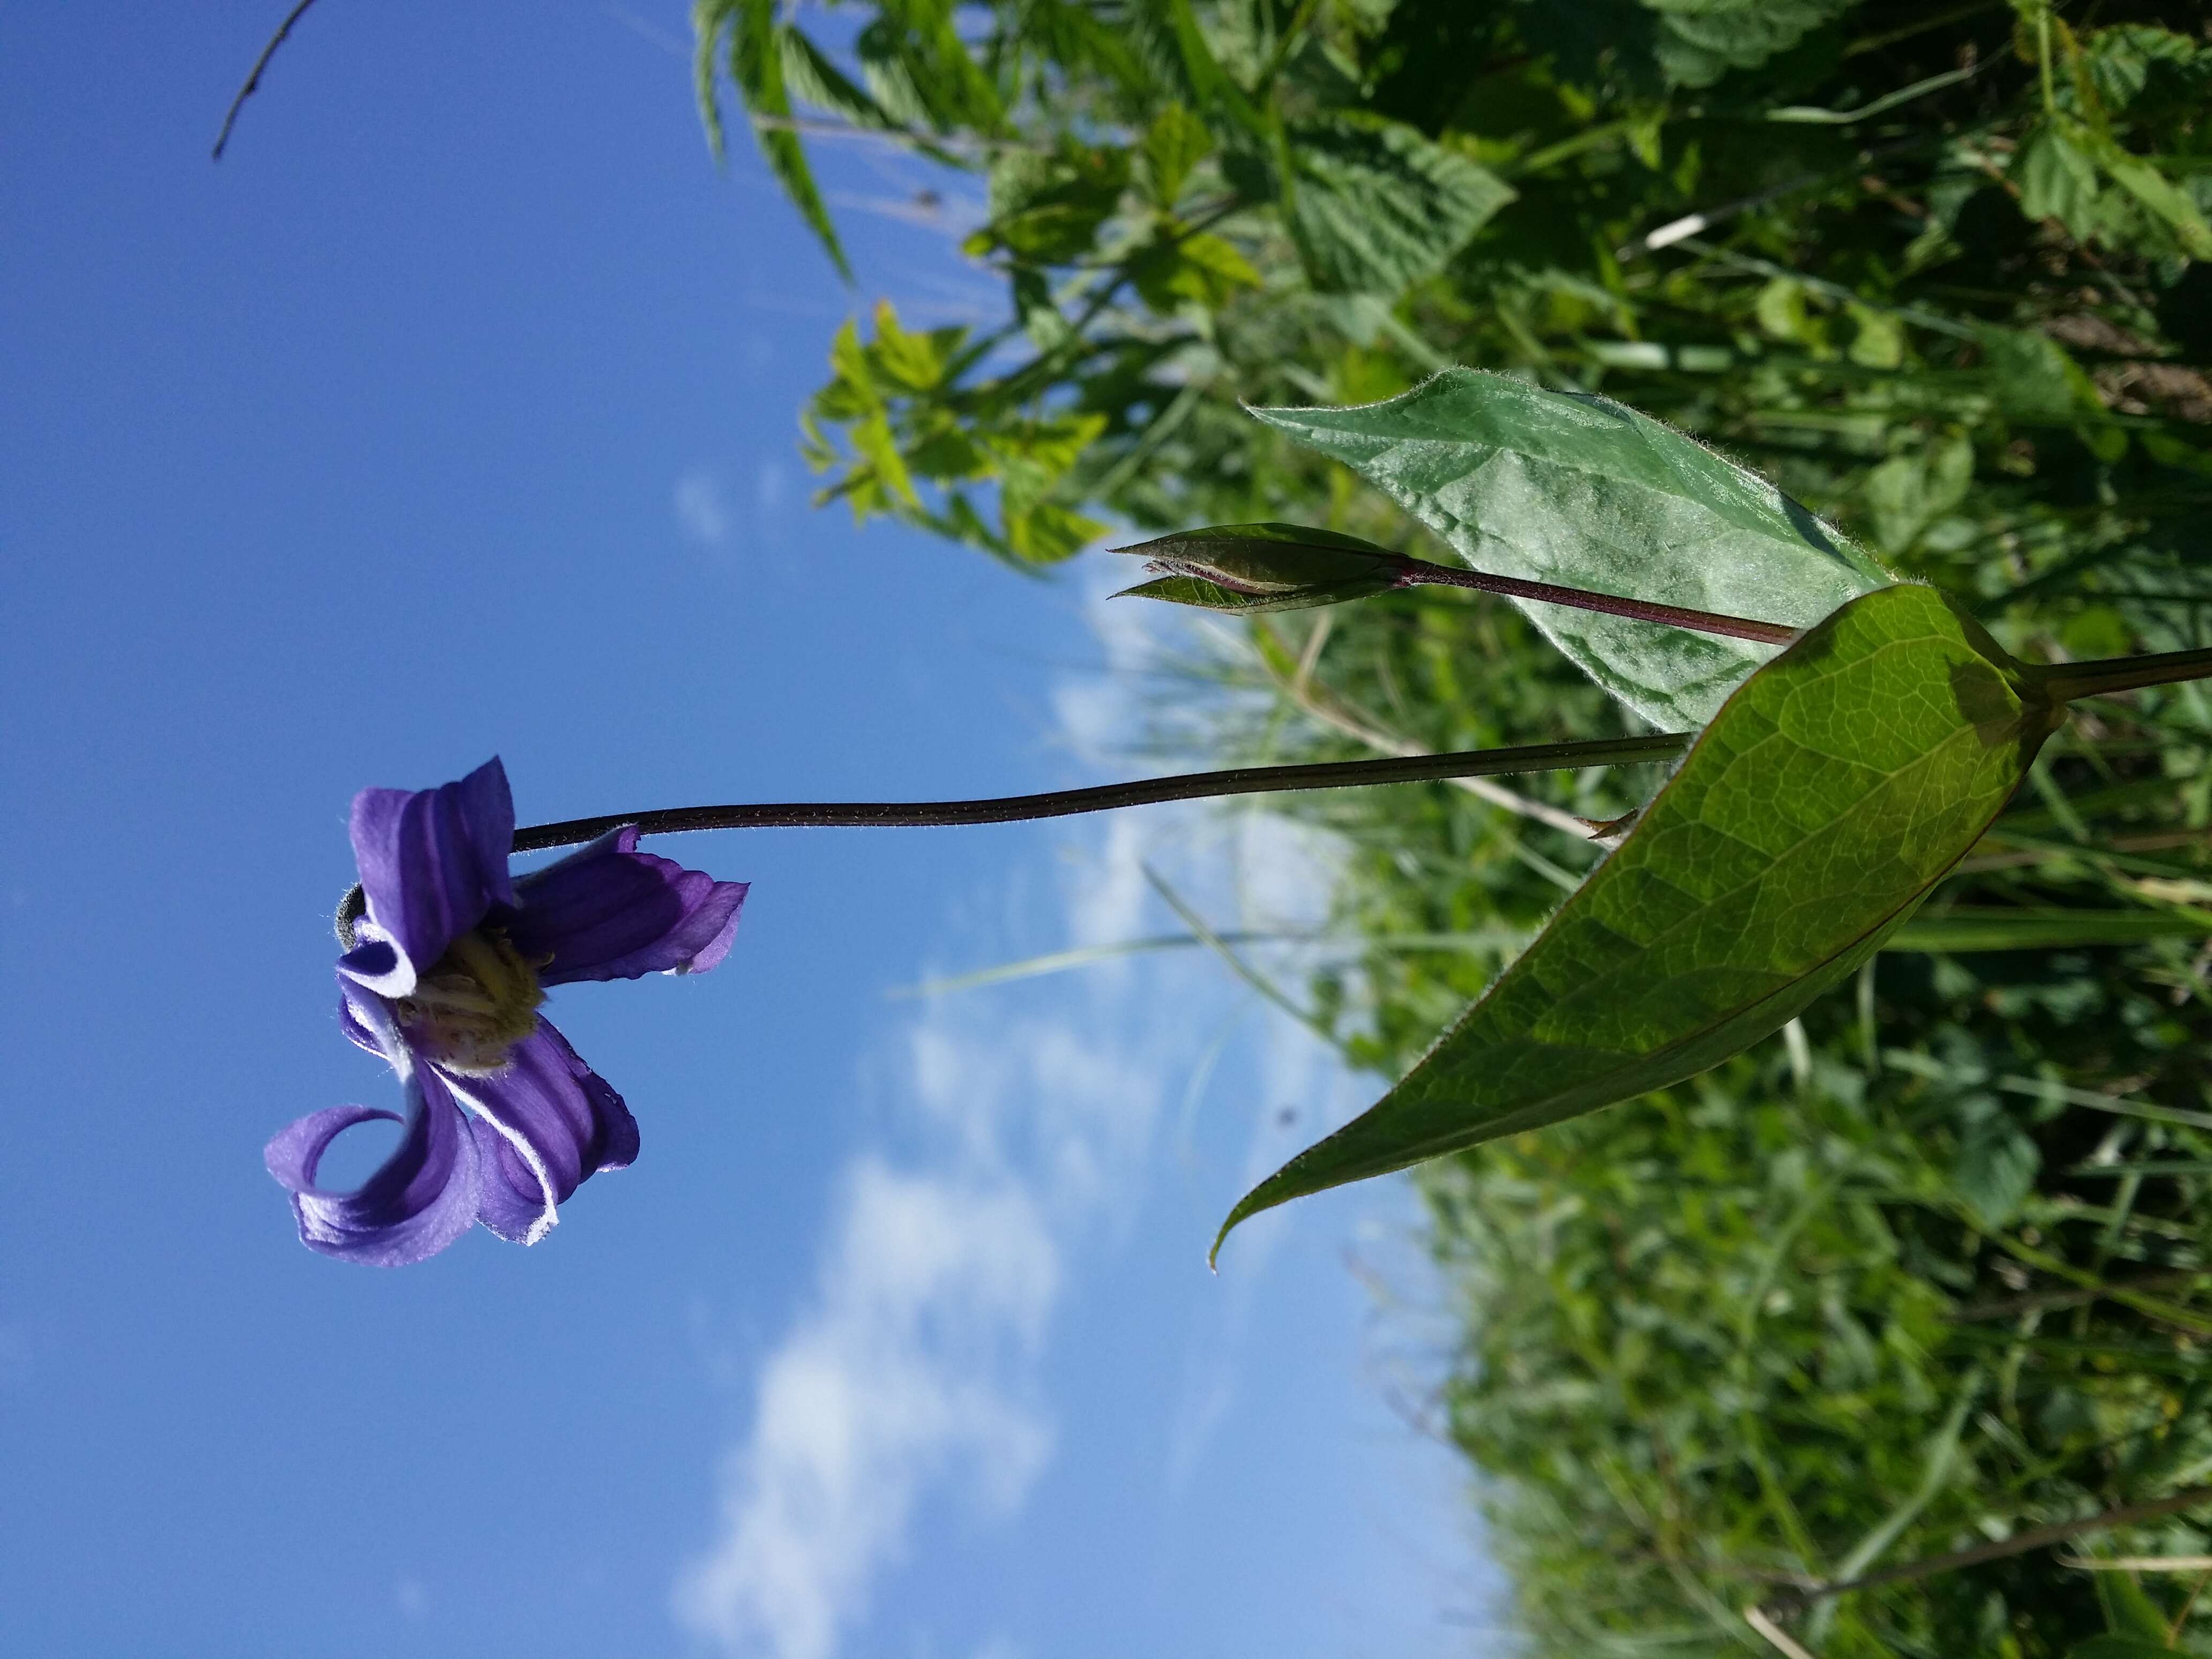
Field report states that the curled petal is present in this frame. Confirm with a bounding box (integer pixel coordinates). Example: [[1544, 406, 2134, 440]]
[[337, 984, 383, 1057], [348, 757, 517, 992], [441, 1020, 639, 1246], [264, 1070, 483, 1267], [504, 827, 748, 984], [334, 930, 410, 1002]]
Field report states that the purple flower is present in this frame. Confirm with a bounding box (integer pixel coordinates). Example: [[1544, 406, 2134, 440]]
[[266, 758, 748, 1266]]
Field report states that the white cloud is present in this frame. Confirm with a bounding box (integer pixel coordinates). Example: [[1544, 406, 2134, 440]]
[[676, 470, 732, 548], [677, 576, 1363, 1659], [675, 1160, 1058, 1659]]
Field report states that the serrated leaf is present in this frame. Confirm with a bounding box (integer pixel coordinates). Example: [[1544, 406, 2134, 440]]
[[1140, 104, 1212, 208], [694, 0, 852, 281], [857, 0, 1004, 136], [777, 26, 892, 132], [1643, 0, 1856, 89], [1213, 585, 2062, 1261], [1286, 115, 1515, 296], [1136, 0, 1267, 137], [1253, 370, 1893, 728]]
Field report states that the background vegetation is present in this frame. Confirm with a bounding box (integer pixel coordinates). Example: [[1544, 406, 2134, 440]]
[[695, 1, 2212, 1650]]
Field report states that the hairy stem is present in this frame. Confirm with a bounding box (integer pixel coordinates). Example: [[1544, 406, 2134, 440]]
[[508, 734, 1690, 851], [1398, 559, 1798, 646]]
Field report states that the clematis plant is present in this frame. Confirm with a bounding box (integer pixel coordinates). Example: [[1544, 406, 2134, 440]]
[[267, 385, 2212, 1276], [266, 758, 748, 1266]]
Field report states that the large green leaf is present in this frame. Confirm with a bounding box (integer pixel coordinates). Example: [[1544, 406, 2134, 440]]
[[1213, 584, 2062, 1260], [1285, 114, 1515, 296], [1253, 370, 1894, 728]]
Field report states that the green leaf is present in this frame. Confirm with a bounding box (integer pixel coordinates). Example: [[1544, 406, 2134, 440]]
[[1252, 370, 1893, 728], [1213, 584, 2062, 1261], [858, 0, 1005, 136], [1641, 0, 1856, 89], [2016, 121, 2104, 237], [1003, 499, 1104, 565], [1524, 0, 1853, 92], [2068, 1641, 2177, 1659], [1864, 434, 1975, 554], [1285, 115, 1515, 296], [2097, 1565, 2174, 1643], [1130, 229, 1260, 312], [1139, 104, 1212, 209], [1135, 0, 1266, 138], [777, 26, 894, 133], [1953, 1103, 2041, 1228], [1976, 325, 2101, 426], [2088, 136, 2212, 261], [2083, 25, 2212, 117], [967, 144, 1131, 265], [693, 0, 851, 281]]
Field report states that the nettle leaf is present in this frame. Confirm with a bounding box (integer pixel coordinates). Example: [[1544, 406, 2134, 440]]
[[1642, 0, 1856, 89], [1286, 115, 1515, 296], [1254, 370, 1892, 728], [1213, 585, 2063, 1260], [694, 0, 851, 280]]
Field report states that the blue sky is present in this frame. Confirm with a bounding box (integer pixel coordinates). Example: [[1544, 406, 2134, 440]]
[[0, 6, 1500, 1655]]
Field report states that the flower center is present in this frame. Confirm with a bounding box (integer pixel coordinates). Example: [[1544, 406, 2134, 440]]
[[390, 929, 545, 1074]]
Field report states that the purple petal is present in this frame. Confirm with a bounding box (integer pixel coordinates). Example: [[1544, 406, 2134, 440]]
[[439, 1020, 639, 1246], [348, 757, 517, 992], [335, 933, 409, 1000], [503, 826, 747, 984], [337, 976, 386, 1058], [264, 1068, 483, 1267]]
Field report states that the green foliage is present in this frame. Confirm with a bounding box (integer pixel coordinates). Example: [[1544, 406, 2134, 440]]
[[1253, 369, 1894, 726], [1218, 585, 2066, 1256], [692, 0, 853, 281], [699, 0, 2212, 1648], [1283, 113, 1517, 294], [803, 300, 1107, 565]]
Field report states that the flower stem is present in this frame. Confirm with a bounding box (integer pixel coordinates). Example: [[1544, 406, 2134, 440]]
[[2034, 646, 2212, 704], [334, 735, 1691, 944], [509, 733, 1692, 853], [1396, 559, 1798, 646]]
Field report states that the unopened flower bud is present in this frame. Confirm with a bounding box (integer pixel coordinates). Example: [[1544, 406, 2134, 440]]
[[1110, 523, 1411, 613]]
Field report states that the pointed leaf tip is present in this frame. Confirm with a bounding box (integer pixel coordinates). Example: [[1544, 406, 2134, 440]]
[[1216, 583, 2063, 1235]]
